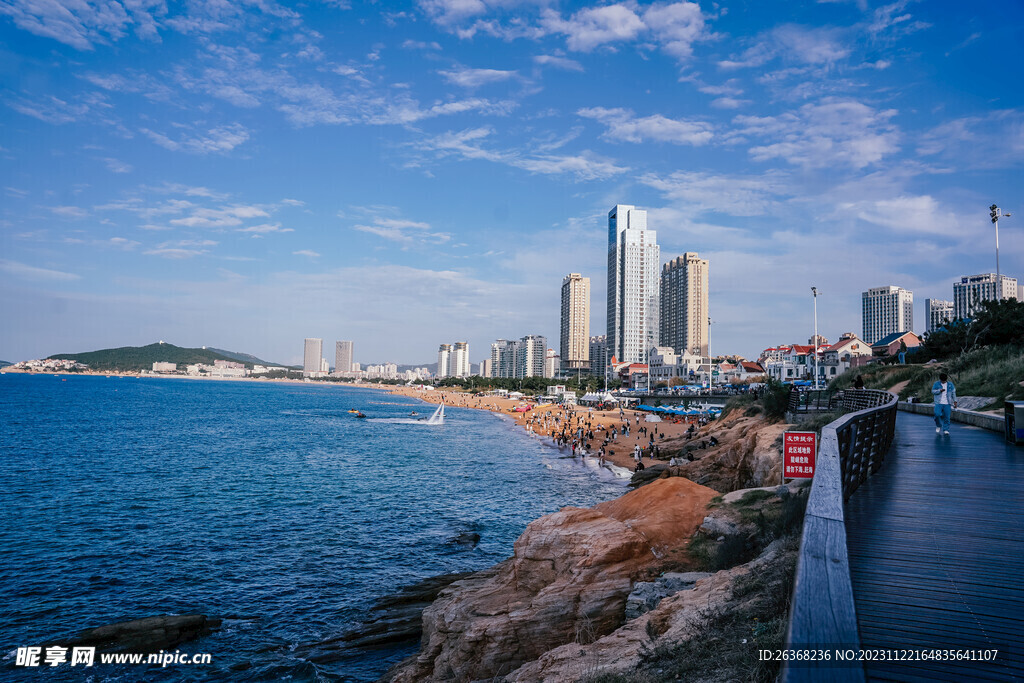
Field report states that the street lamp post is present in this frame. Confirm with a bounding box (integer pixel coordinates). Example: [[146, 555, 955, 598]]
[[989, 205, 1012, 300], [707, 316, 713, 390], [811, 287, 819, 390]]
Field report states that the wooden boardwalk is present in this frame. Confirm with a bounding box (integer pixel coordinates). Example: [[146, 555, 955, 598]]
[[845, 411, 1024, 682]]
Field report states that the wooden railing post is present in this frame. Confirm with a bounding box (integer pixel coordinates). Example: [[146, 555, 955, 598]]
[[783, 390, 898, 682]]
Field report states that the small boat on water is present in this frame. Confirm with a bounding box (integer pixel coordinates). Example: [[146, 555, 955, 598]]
[[347, 409, 360, 414], [354, 411, 367, 418]]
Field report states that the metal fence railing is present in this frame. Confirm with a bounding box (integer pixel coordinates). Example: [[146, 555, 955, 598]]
[[782, 389, 899, 682]]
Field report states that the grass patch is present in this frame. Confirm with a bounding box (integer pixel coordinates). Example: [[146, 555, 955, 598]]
[[828, 345, 1024, 409]]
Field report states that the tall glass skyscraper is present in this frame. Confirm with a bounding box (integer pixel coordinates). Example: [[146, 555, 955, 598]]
[[606, 205, 660, 371]]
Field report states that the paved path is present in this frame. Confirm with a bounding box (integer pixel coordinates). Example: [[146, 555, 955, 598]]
[[845, 411, 1024, 682]]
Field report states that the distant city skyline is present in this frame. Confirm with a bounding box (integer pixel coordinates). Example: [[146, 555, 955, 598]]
[[1, 2, 1021, 365]]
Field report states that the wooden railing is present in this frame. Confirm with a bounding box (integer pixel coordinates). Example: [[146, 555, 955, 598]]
[[782, 389, 898, 682]]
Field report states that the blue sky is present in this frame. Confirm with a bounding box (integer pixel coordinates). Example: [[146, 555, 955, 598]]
[[1, 0, 1022, 366]]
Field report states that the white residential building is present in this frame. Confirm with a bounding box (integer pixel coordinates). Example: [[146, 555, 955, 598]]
[[335, 341, 354, 374], [490, 339, 516, 379], [560, 273, 590, 373], [607, 204, 660, 369], [953, 273, 1018, 321], [303, 338, 322, 377], [544, 348, 559, 379], [478, 358, 491, 378], [925, 299, 954, 334], [516, 335, 547, 378], [452, 342, 470, 378], [437, 344, 452, 379], [648, 346, 705, 384], [861, 286, 913, 345]]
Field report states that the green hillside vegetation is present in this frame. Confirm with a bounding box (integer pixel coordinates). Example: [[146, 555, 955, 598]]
[[47, 343, 253, 372], [829, 299, 1024, 410], [206, 347, 281, 367]]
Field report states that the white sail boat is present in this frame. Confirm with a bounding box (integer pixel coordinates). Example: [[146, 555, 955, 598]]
[[425, 402, 445, 425]]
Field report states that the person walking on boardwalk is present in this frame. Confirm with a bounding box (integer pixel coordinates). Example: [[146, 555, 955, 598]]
[[931, 372, 958, 436]]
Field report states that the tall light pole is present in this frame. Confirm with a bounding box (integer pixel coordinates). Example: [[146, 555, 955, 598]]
[[989, 204, 1011, 300], [811, 287, 819, 390], [707, 316, 713, 390]]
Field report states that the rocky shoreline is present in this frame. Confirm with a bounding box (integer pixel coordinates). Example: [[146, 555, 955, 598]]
[[361, 405, 805, 683]]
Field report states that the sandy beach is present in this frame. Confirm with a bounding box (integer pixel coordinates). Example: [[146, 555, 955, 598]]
[[388, 386, 721, 473]]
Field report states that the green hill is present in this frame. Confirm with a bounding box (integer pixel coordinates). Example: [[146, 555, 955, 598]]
[[47, 343, 254, 372], [206, 347, 281, 367]]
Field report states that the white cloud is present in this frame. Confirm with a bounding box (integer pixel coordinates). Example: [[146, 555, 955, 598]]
[[643, 2, 706, 60], [419, 126, 628, 180], [236, 223, 294, 234], [532, 54, 583, 71], [293, 249, 320, 258], [439, 67, 518, 88], [144, 248, 208, 259], [540, 4, 645, 52], [719, 24, 849, 69], [641, 170, 791, 217], [577, 107, 713, 145], [842, 194, 962, 236], [102, 157, 133, 173], [0, 259, 81, 281], [733, 98, 899, 169], [917, 110, 1024, 169], [51, 206, 89, 218], [710, 97, 750, 109], [170, 205, 269, 228], [352, 216, 451, 244], [140, 123, 250, 154]]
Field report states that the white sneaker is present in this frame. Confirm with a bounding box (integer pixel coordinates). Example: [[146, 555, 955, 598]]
[[936, 427, 941, 433], [943, 431, 950, 436]]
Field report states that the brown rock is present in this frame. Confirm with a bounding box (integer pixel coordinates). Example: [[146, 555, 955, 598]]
[[386, 477, 716, 682]]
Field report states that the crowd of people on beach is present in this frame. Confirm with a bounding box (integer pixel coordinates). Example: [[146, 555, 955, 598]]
[[401, 388, 721, 474]]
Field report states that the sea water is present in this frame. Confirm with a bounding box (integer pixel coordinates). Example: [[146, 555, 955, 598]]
[[0, 374, 626, 681]]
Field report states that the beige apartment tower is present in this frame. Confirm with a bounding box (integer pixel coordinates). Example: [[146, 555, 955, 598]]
[[560, 273, 590, 374], [660, 253, 709, 357]]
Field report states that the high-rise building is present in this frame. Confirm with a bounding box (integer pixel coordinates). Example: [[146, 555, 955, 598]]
[[437, 344, 452, 379], [660, 252, 709, 357], [607, 205, 660, 370], [335, 341, 353, 374], [589, 335, 608, 379], [953, 273, 1018, 321], [490, 339, 516, 378], [303, 338, 322, 377], [560, 273, 590, 374], [862, 286, 913, 344], [478, 358, 492, 378], [544, 348, 559, 379], [452, 342, 470, 378], [320, 357, 329, 374], [925, 299, 954, 334], [516, 335, 547, 378]]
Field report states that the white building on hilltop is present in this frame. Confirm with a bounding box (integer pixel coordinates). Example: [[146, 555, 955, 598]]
[[607, 205, 659, 370], [925, 299, 954, 334], [861, 286, 913, 345], [953, 273, 1018, 321]]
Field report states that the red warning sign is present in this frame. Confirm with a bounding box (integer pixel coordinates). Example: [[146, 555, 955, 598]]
[[784, 431, 816, 479]]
